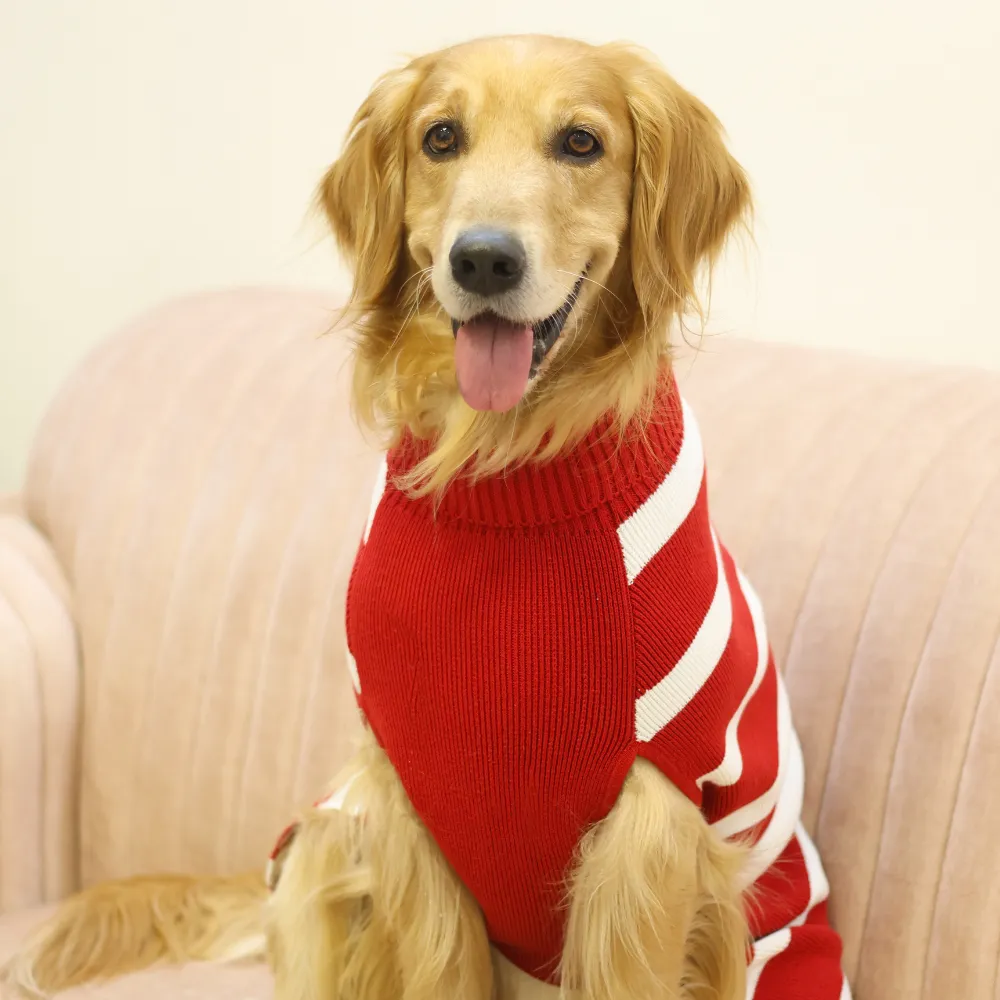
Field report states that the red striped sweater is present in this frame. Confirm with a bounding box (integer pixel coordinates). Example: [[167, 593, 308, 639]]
[[342, 375, 849, 998]]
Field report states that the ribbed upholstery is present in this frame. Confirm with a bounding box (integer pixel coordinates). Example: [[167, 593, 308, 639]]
[[682, 342, 1000, 998], [0, 288, 997, 998], [24, 289, 379, 886], [0, 505, 79, 912]]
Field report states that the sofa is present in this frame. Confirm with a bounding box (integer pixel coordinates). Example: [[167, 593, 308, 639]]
[[1, 287, 998, 999]]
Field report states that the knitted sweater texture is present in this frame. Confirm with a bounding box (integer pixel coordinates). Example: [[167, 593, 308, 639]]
[[344, 376, 849, 997]]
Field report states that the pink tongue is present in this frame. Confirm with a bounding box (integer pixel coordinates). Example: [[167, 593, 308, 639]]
[[454, 317, 534, 412]]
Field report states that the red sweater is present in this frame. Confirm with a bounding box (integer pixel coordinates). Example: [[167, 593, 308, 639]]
[[343, 377, 848, 997]]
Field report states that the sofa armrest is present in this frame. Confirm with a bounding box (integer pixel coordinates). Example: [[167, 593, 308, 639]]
[[17, 289, 371, 885], [0, 509, 80, 912]]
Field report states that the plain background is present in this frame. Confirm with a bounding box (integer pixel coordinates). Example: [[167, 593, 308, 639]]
[[2, 0, 998, 491]]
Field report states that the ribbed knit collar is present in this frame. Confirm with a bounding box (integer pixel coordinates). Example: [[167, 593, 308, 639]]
[[386, 372, 684, 527]]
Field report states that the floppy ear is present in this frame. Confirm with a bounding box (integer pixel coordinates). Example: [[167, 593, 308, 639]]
[[319, 60, 424, 312], [609, 45, 751, 335]]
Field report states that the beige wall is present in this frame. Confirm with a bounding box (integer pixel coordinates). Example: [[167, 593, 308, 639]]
[[2, 0, 998, 490]]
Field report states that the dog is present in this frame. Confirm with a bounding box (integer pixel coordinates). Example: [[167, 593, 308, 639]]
[[2, 34, 850, 1000]]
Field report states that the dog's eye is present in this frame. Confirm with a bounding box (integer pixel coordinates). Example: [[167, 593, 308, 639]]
[[561, 129, 601, 160], [423, 123, 459, 157]]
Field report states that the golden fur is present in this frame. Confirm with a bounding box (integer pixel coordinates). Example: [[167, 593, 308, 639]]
[[561, 762, 747, 1000], [266, 733, 492, 1000], [2, 34, 752, 1000], [326, 34, 748, 493], [2, 873, 267, 997]]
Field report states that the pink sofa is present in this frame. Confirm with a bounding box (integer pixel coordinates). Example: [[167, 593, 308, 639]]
[[1, 288, 998, 999]]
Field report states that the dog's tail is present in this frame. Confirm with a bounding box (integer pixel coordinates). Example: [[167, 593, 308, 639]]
[[0, 872, 267, 998]]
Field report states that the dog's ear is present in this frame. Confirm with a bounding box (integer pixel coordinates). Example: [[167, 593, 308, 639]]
[[609, 45, 750, 336], [319, 59, 425, 312]]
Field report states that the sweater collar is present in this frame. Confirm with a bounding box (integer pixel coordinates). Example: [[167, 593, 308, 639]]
[[385, 372, 685, 527]]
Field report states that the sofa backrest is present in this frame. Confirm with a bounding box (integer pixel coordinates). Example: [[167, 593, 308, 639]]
[[25, 288, 1000, 998]]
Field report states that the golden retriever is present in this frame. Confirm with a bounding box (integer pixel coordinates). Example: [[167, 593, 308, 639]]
[[1, 33, 839, 1000]]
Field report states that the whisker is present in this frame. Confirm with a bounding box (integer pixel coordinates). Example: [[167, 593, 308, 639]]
[[377, 271, 449, 371], [415, 274, 437, 347], [385, 289, 423, 364], [554, 269, 625, 309], [380, 269, 439, 365], [399, 266, 434, 294]]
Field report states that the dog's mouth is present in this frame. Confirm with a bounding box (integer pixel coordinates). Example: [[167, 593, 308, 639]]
[[449, 270, 587, 413]]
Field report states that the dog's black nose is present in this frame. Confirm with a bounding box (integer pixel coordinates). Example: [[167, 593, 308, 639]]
[[449, 229, 526, 296]]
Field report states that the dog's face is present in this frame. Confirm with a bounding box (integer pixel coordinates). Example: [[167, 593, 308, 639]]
[[322, 35, 749, 484], [403, 39, 634, 411]]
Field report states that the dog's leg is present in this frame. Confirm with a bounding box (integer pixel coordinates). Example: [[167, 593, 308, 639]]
[[265, 800, 393, 1000], [561, 760, 748, 1000], [267, 731, 493, 1000], [359, 734, 494, 1000]]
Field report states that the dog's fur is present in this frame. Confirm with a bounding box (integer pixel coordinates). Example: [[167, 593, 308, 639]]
[[2, 35, 752, 1000]]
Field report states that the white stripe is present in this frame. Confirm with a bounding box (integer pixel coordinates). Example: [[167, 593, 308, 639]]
[[712, 671, 793, 841], [316, 770, 364, 816], [617, 398, 705, 585], [346, 646, 361, 694], [744, 823, 841, 1000], [697, 569, 769, 790], [364, 456, 388, 543], [746, 927, 792, 998], [740, 728, 804, 889], [635, 530, 732, 742], [790, 822, 830, 927]]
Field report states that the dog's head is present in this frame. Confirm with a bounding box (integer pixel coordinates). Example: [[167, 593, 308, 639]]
[[321, 35, 749, 488]]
